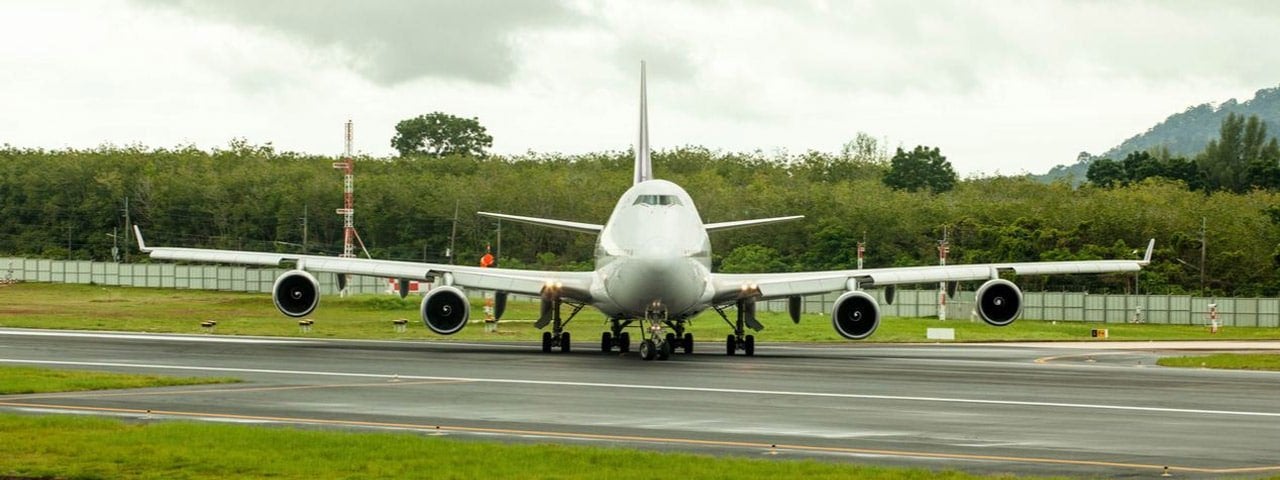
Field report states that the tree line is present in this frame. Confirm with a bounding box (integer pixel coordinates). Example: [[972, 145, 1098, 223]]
[[2, 128, 1278, 296]]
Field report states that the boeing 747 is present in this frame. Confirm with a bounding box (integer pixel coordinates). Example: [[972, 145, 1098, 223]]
[[135, 63, 1153, 361]]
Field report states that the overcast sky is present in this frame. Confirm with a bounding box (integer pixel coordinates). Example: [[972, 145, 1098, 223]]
[[3, 0, 1279, 176]]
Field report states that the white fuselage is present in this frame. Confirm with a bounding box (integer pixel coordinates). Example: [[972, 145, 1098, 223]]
[[589, 180, 713, 320]]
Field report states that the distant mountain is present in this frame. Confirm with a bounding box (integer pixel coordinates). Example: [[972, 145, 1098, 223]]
[[1035, 85, 1280, 184]]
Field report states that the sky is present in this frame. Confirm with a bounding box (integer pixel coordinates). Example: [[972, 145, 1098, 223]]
[[3, 0, 1279, 176]]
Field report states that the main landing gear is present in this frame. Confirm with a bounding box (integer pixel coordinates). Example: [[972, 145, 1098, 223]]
[[537, 298, 584, 353], [600, 319, 633, 353], [714, 300, 762, 356]]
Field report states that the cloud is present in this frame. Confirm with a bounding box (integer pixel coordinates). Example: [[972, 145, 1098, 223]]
[[133, 0, 586, 86]]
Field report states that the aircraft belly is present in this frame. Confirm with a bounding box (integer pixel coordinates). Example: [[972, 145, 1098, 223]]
[[604, 258, 705, 317]]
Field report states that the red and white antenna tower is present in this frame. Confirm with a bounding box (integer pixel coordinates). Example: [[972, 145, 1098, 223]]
[[334, 120, 356, 259]]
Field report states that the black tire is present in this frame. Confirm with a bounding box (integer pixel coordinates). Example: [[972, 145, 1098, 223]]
[[561, 332, 571, 353], [640, 339, 657, 361], [682, 333, 694, 354], [658, 340, 672, 360], [725, 334, 736, 356], [619, 332, 631, 353], [601, 331, 613, 353], [744, 334, 755, 356], [541, 331, 553, 353]]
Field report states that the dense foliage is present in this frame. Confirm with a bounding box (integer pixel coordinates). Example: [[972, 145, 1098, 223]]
[[2, 141, 1278, 296]]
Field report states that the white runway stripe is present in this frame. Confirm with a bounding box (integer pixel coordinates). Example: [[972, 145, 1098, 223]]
[[0, 329, 308, 344], [2, 358, 1278, 419]]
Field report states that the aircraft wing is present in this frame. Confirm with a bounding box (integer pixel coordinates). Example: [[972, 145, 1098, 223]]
[[133, 226, 594, 301], [710, 239, 1154, 303]]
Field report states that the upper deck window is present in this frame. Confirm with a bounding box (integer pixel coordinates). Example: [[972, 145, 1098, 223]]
[[633, 194, 682, 206]]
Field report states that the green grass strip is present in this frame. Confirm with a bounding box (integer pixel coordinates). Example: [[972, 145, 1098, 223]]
[[0, 413, 1049, 480], [0, 366, 238, 395], [1156, 353, 1280, 371]]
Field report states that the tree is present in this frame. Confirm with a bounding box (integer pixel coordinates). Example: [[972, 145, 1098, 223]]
[[882, 145, 957, 193], [1198, 113, 1278, 192], [1086, 158, 1124, 187], [391, 112, 493, 157]]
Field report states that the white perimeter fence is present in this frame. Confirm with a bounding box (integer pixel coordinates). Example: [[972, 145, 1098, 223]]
[[3, 257, 1276, 327]]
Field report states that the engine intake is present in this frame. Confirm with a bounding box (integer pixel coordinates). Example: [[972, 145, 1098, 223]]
[[272, 270, 319, 318], [975, 279, 1022, 326], [421, 286, 470, 335], [831, 291, 880, 340]]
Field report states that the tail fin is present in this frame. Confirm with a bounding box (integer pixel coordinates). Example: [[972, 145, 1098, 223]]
[[634, 61, 653, 185]]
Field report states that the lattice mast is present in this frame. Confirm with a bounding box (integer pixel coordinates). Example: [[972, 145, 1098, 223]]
[[333, 120, 356, 259]]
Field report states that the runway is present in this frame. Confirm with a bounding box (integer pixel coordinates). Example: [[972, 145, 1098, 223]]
[[1, 328, 1278, 478]]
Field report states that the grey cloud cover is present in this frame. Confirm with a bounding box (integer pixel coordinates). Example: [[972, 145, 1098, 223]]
[[135, 0, 586, 85]]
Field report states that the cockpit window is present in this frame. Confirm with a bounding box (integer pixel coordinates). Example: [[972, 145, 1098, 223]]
[[633, 194, 682, 206]]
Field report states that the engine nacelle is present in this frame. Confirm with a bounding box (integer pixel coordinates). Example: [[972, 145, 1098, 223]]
[[272, 270, 320, 318], [975, 279, 1022, 326], [421, 285, 470, 335], [831, 291, 881, 340]]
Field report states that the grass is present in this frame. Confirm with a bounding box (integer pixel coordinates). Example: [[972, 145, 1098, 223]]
[[2, 282, 1279, 343], [0, 365, 238, 395], [0, 413, 1051, 480], [1156, 353, 1280, 371]]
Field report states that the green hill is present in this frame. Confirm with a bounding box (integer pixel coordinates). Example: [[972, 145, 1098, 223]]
[[1036, 85, 1280, 184]]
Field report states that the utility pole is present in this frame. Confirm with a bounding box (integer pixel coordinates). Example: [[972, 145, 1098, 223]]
[[123, 196, 130, 262], [1199, 217, 1206, 296], [856, 230, 866, 270], [301, 204, 308, 253], [938, 226, 950, 322], [448, 200, 459, 264]]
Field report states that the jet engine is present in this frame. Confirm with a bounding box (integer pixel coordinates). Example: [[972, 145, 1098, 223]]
[[831, 291, 880, 340], [421, 286, 470, 335], [272, 270, 320, 318], [975, 279, 1022, 326]]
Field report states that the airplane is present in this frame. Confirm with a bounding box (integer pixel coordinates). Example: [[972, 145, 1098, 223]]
[[133, 62, 1154, 361]]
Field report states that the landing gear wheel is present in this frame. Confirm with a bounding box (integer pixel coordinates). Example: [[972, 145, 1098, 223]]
[[541, 331, 553, 353], [618, 332, 631, 353], [725, 334, 737, 356], [640, 339, 657, 361], [744, 334, 755, 356], [658, 340, 672, 360], [682, 333, 694, 354], [601, 332, 613, 353], [560, 332, 571, 353]]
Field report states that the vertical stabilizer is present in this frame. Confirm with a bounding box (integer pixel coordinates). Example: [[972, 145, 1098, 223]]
[[634, 61, 653, 184]]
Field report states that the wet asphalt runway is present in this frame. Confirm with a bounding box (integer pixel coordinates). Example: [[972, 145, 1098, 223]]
[[1, 328, 1278, 478]]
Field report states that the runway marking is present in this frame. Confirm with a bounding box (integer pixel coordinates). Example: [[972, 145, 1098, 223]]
[[3, 358, 1280, 418], [0, 400, 1276, 475], [1033, 351, 1135, 364], [9, 379, 472, 400], [0, 329, 307, 344]]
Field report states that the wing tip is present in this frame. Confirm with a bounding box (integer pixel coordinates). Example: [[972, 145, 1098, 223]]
[[132, 225, 151, 253]]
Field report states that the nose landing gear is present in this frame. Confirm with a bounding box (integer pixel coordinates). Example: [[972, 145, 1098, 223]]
[[639, 309, 676, 361]]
